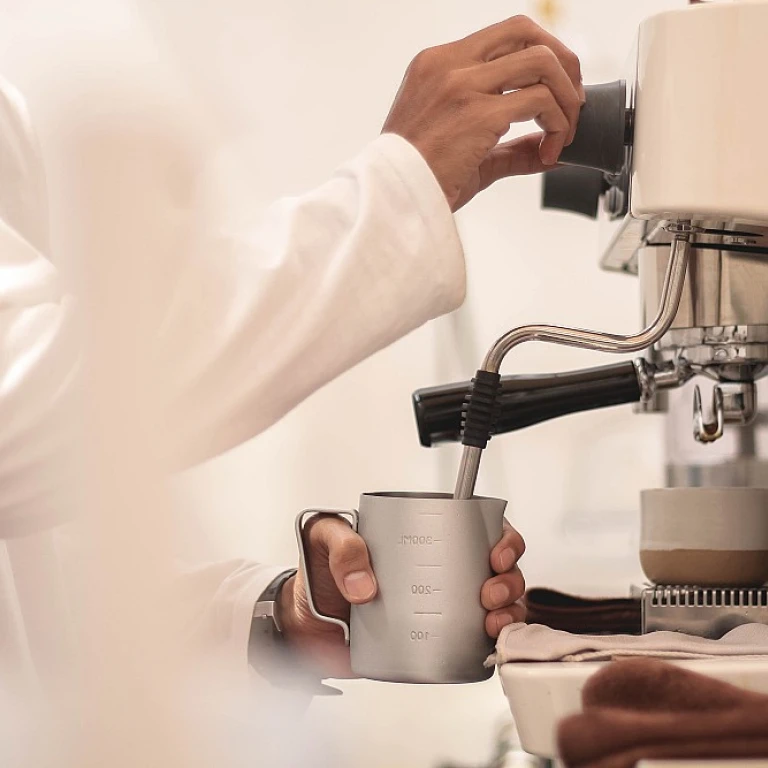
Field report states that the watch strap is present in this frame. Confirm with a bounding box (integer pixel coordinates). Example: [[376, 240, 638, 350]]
[[252, 568, 296, 633], [249, 569, 341, 696]]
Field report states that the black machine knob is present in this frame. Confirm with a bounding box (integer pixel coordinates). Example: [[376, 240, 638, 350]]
[[541, 166, 607, 219], [541, 80, 632, 219], [559, 80, 630, 175]]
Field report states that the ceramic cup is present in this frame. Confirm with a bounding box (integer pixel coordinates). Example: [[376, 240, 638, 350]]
[[640, 487, 768, 587]]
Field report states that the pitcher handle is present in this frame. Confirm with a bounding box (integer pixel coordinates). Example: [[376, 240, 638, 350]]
[[295, 509, 359, 646]]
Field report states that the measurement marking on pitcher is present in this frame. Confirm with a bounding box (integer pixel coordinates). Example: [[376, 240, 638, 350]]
[[399, 534, 441, 545], [413, 611, 442, 616]]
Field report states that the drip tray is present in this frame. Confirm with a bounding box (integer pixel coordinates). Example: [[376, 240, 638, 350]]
[[642, 586, 768, 639]]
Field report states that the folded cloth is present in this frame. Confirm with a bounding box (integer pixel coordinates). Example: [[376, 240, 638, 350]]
[[490, 622, 768, 665], [523, 588, 641, 635], [557, 658, 768, 768]]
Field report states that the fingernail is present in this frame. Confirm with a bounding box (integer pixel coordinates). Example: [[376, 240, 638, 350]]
[[499, 548, 516, 571], [344, 571, 376, 601], [490, 583, 510, 607], [578, 83, 586, 103], [542, 146, 560, 166]]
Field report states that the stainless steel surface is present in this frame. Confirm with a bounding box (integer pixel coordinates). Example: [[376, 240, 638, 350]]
[[635, 360, 691, 413], [601, 218, 768, 276], [639, 229, 768, 383], [655, 362, 692, 391], [666, 378, 768, 488], [634, 350, 686, 414], [634, 358, 655, 402], [297, 493, 506, 684], [721, 381, 758, 425], [642, 245, 723, 330], [634, 226, 768, 447], [642, 586, 768, 639], [599, 216, 652, 275], [454, 234, 691, 500], [454, 446, 482, 501], [693, 384, 724, 443], [663, 326, 768, 378]]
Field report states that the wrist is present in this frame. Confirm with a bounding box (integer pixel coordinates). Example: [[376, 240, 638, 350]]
[[250, 571, 340, 694], [275, 573, 301, 642]]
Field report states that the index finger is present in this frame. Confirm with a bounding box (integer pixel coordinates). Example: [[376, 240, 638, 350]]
[[461, 15, 583, 97]]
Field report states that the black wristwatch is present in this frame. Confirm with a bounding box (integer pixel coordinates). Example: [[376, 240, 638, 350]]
[[248, 569, 340, 695]]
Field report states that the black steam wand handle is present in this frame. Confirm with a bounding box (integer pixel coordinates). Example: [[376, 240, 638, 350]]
[[412, 361, 642, 448]]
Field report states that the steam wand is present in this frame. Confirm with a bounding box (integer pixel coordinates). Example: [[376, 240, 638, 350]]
[[453, 231, 692, 500]]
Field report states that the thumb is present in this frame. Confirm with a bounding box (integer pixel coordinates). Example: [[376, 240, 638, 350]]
[[477, 132, 561, 193], [309, 516, 378, 604]]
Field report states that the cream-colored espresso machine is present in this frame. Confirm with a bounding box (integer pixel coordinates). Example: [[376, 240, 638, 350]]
[[413, 0, 768, 638]]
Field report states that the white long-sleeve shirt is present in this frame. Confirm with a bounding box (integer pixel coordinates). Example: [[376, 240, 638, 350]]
[[0, 65, 466, 684]]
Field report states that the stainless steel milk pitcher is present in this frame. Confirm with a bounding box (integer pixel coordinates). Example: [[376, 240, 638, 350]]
[[295, 492, 507, 684]]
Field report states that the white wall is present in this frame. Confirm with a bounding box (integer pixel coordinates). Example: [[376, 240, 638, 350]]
[[0, 1, 684, 766]]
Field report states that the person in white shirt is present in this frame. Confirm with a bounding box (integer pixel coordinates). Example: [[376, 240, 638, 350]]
[[0, 14, 582, 686]]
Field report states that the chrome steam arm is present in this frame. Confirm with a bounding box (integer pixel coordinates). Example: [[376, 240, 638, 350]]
[[454, 233, 692, 500]]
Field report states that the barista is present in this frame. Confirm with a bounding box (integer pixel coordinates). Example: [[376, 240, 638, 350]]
[[0, 14, 582, 682]]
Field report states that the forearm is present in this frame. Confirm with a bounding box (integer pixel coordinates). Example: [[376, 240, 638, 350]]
[[160, 133, 465, 467]]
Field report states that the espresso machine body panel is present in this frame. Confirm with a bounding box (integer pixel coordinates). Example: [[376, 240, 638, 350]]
[[632, 1, 768, 226]]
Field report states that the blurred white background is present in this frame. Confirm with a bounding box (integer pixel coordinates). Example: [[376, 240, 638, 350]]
[[0, 1, 686, 766]]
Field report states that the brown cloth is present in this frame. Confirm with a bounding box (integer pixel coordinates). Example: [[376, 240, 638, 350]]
[[557, 658, 768, 768], [523, 587, 641, 635]]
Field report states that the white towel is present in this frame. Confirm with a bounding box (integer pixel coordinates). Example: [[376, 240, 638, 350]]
[[489, 622, 768, 665]]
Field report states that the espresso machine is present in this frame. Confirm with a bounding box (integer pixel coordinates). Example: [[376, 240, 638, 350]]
[[412, 0, 768, 639]]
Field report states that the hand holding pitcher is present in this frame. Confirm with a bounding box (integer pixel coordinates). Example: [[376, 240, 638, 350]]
[[278, 493, 526, 682]]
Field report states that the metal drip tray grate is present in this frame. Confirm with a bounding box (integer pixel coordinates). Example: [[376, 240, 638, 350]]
[[642, 586, 768, 638]]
